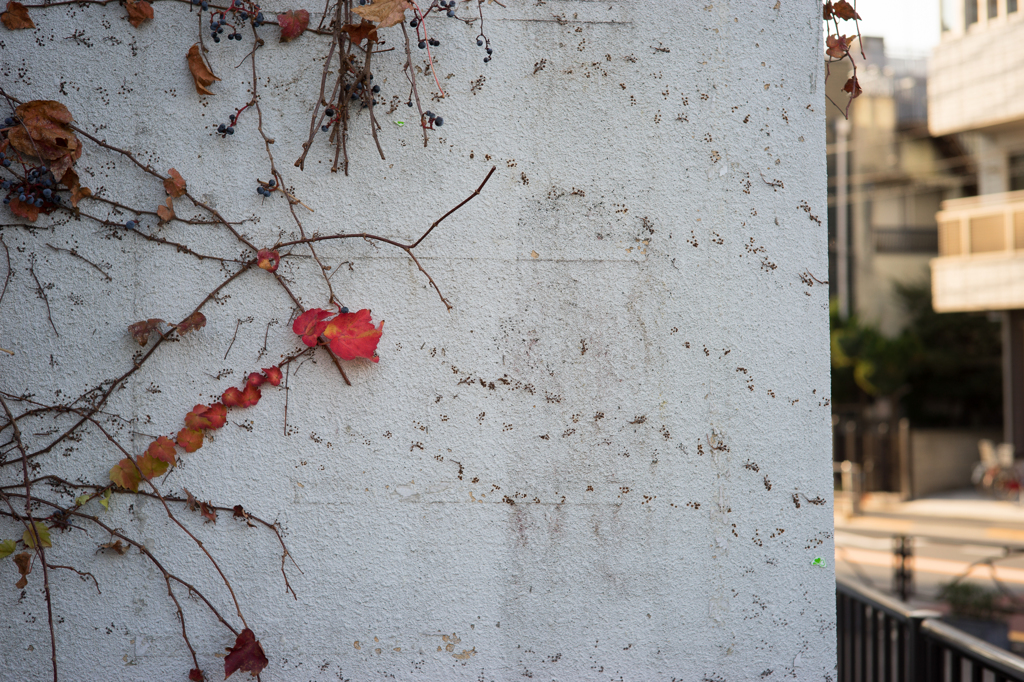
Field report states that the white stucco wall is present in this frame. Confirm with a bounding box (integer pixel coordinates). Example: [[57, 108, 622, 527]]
[[0, 1, 833, 680]]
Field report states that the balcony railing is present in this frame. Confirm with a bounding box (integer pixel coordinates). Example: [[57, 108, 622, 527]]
[[837, 577, 1024, 681], [936, 190, 1024, 257]]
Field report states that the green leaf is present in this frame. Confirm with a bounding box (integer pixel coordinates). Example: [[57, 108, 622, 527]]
[[0, 539, 15, 559], [22, 522, 51, 549], [100, 489, 111, 510], [75, 494, 91, 506]]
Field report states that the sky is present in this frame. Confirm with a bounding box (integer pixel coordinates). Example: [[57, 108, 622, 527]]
[[847, 0, 941, 57]]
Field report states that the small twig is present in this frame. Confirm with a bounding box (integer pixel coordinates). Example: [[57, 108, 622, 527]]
[[0, 234, 10, 309], [29, 259, 58, 336], [46, 243, 112, 282]]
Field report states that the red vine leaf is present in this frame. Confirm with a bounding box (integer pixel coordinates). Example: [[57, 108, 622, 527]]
[[246, 372, 266, 388], [14, 552, 31, 589], [184, 488, 198, 511], [97, 540, 127, 555], [292, 308, 332, 347], [157, 197, 175, 224], [9, 100, 81, 164], [831, 0, 861, 20], [147, 435, 177, 465], [22, 521, 51, 549], [352, 0, 412, 29], [224, 628, 269, 679], [1, 1, 33, 29], [9, 196, 40, 222], [257, 249, 280, 273], [189, 669, 206, 682], [825, 34, 852, 59], [185, 403, 227, 430], [60, 168, 92, 208], [231, 505, 255, 527], [176, 427, 204, 453], [341, 20, 378, 44], [109, 458, 142, 492], [137, 452, 170, 480], [129, 318, 164, 346], [199, 501, 217, 523], [262, 366, 282, 386], [163, 168, 187, 198], [277, 9, 309, 41], [177, 311, 206, 335], [843, 75, 862, 98], [222, 383, 261, 408], [187, 43, 220, 95], [125, 0, 153, 27], [323, 309, 383, 362]]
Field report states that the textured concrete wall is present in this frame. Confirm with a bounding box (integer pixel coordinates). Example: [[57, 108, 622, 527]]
[[0, 0, 833, 679]]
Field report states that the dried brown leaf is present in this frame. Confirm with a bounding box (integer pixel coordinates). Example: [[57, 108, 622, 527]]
[[125, 0, 153, 27], [1, 1, 33, 30], [352, 0, 413, 28], [157, 197, 175, 224], [13, 551, 30, 589], [187, 44, 220, 96]]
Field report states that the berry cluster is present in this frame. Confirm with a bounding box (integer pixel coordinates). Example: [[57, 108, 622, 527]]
[[422, 111, 444, 128], [206, 0, 265, 43], [2, 163, 62, 209], [216, 107, 248, 137], [256, 177, 276, 197]]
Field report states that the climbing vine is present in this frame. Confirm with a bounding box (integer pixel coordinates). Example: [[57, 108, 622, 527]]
[[0, 0, 498, 678]]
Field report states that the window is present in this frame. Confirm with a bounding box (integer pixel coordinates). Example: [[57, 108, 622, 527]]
[[942, 0, 958, 29], [1010, 0, 1019, 13], [1010, 153, 1024, 192], [989, 0, 998, 18], [966, 0, 978, 25]]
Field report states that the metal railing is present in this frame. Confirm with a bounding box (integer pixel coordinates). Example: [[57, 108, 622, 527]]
[[936, 189, 1024, 257], [837, 577, 1024, 681]]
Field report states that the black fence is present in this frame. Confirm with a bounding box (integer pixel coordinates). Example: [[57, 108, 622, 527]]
[[837, 577, 1024, 681]]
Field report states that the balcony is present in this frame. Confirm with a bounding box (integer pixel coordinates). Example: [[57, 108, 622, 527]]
[[928, 12, 1024, 136], [931, 190, 1024, 312]]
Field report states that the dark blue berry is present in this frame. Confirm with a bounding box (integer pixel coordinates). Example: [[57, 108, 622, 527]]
[[484, 56, 490, 62], [410, 18, 417, 26], [321, 125, 329, 132], [126, 220, 136, 229], [340, 306, 349, 313], [418, 40, 426, 49], [3, 117, 13, 126], [218, 123, 227, 132], [268, 178, 276, 187], [42, 188, 51, 198], [434, 117, 444, 126], [35, 198, 43, 207], [18, 194, 26, 202], [226, 126, 234, 134], [325, 108, 335, 117], [486, 47, 492, 54], [2, 197, 8, 205], [1, 181, 9, 189], [2, 160, 9, 167], [407, 101, 413, 107], [447, 9, 454, 16], [372, 85, 380, 93], [201, 0, 208, 8]]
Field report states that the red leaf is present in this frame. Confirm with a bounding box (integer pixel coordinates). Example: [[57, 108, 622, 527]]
[[176, 428, 203, 453], [8, 196, 40, 222], [843, 75, 862, 98], [257, 249, 279, 273], [825, 34, 851, 59], [262, 366, 282, 386], [109, 458, 141, 492], [832, 0, 861, 20], [129, 318, 164, 346], [277, 9, 309, 41], [185, 403, 226, 430], [222, 383, 261, 408], [323, 309, 383, 362], [157, 196, 175, 224], [14, 552, 31, 589], [292, 308, 332, 347], [1, 1, 33, 30], [199, 501, 217, 523], [189, 669, 206, 682], [187, 43, 220, 96], [163, 168, 186, 197], [177, 311, 206, 335], [246, 372, 266, 388], [224, 629, 268, 679], [146, 436, 177, 465], [125, 0, 153, 27], [184, 487, 199, 511], [341, 20, 378, 44], [137, 453, 169, 480]]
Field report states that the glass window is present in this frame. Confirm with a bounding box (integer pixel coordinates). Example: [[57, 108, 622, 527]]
[[1010, 0, 1018, 13], [989, 0, 998, 18], [1010, 153, 1024, 192], [966, 0, 978, 25]]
